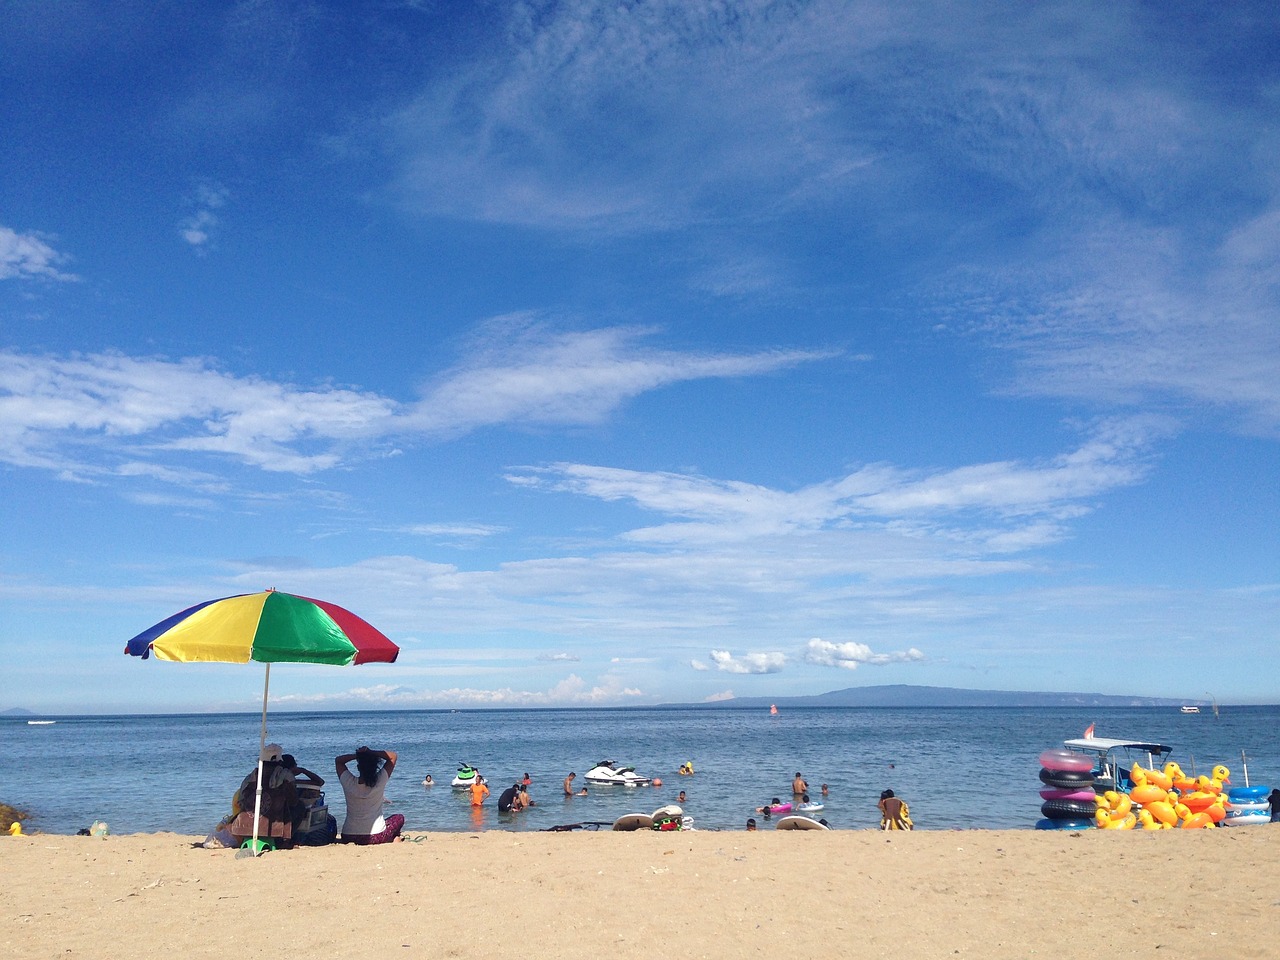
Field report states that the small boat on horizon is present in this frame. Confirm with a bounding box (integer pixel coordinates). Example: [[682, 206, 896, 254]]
[[26, 720, 56, 725], [1180, 705, 1201, 714]]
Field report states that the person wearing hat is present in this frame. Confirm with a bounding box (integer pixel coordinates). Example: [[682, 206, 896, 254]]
[[230, 743, 299, 848], [335, 745, 403, 844]]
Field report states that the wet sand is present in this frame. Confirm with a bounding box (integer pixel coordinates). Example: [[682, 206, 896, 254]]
[[4, 827, 1278, 959]]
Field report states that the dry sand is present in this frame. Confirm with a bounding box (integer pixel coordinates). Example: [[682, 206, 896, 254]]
[[4, 827, 1279, 959]]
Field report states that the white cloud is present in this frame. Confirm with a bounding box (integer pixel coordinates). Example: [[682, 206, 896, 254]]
[[706, 649, 787, 675], [408, 317, 829, 436], [514, 416, 1161, 549], [0, 350, 397, 475], [400, 522, 504, 539], [0, 325, 823, 480], [273, 673, 643, 708], [802, 637, 925, 670], [703, 689, 736, 702], [536, 652, 580, 662], [179, 182, 229, 250], [0, 225, 77, 281]]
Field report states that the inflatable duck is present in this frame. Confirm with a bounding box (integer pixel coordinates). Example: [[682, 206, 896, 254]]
[[8, 821, 22, 836]]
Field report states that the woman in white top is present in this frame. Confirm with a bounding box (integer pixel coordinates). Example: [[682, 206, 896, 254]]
[[335, 746, 404, 844]]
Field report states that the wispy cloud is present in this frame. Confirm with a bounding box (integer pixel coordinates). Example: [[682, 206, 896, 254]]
[[0, 224, 77, 281], [178, 181, 229, 250], [512, 416, 1162, 548], [406, 317, 829, 437], [0, 325, 824, 480], [273, 673, 642, 708], [399, 522, 504, 540]]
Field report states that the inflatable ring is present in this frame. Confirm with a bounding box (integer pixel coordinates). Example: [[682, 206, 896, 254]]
[[1145, 800, 1179, 826], [1130, 783, 1169, 806], [1035, 818, 1094, 830], [1040, 788, 1097, 802], [1223, 812, 1270, 826], [1097, 813, 1136, 830], [1039, 768, 1094, 789], [1181, 811, 1214, 829], [1226, 800, 1269, 813], [1039, 748, 1094, 773], [1041, 799, 1098, 819], [1180, 793, 1219, 813], [1228, 785, 1269, 801]]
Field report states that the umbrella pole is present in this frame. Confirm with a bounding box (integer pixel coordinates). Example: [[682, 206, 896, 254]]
[[242, 662, 271, 858]]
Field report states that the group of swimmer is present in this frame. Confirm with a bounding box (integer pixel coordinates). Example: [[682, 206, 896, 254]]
[[748, 772, 913, 830], [290, 755, 916, 836]]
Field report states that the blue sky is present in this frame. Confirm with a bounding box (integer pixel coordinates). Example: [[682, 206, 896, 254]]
[[2, 1, 1278, 713]]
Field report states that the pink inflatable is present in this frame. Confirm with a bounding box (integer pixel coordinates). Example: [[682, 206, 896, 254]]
[[1039, 787, 1097, 803], [1039, 748, 1094, 773]]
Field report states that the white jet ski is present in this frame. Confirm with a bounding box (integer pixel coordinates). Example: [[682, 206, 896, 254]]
[[584, 759, 652, 787]]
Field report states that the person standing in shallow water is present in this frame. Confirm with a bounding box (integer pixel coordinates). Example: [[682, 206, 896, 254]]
[[792, 772, 808, 795], [879, 789, 913, 830]]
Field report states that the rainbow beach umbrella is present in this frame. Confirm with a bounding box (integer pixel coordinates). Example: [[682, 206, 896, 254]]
[[125, 589, 399, 854]]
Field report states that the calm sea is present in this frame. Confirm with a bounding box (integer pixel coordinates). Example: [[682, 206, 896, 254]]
[[4, 706, 1277, 835]]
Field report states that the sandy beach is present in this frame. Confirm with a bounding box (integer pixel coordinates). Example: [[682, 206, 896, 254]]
[[4, 827, 1278, 959]]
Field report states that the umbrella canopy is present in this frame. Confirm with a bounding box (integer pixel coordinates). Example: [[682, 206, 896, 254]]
[[124, 589, 399, 855], [124, 590, 399, 666]]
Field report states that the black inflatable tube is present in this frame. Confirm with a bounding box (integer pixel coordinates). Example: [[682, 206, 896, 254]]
[[1041, 798, 1099, 819], [1039, 767, 1095, 789]]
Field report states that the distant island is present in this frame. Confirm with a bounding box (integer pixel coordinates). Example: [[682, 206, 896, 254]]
[[666, 684, 1201, 709], [1, 707, 35, 717]]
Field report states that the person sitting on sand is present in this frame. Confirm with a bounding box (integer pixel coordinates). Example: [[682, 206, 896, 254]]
[[230, 744, 300, 848], [282, 754, 324, 788], [335, 746, 403, 844], [1270, 787, 1280, 822], [879, 789, 913, 830], [792, 772, 808, 795], [746, 817, 757, 831]]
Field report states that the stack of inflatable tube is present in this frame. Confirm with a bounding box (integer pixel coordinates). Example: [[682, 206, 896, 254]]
[[1036, 747, 1096, 830], [1224, 785, 1271, 826]]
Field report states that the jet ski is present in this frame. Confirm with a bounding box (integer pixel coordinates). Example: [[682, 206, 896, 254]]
[[584, 759, 652, 787], [451, 763, 485, 788]]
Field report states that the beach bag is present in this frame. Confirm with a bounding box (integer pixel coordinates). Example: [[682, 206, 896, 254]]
[[295, 814, 338, 847], [202, 815, 236, 849]]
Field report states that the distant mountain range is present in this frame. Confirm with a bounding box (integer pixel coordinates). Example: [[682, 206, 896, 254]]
[[1, 708, 36, 716], [666, 684, 1200, 709]]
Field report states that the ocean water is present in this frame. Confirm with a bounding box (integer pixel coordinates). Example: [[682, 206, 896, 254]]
[[4, 705, 1277, 836]]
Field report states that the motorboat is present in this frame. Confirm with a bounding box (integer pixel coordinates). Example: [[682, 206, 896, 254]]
[[584, 759, 652, 787], [1180, 705, 1200, 714], [1060, 736, 1173, 792], [451, 763, 485, 788]]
